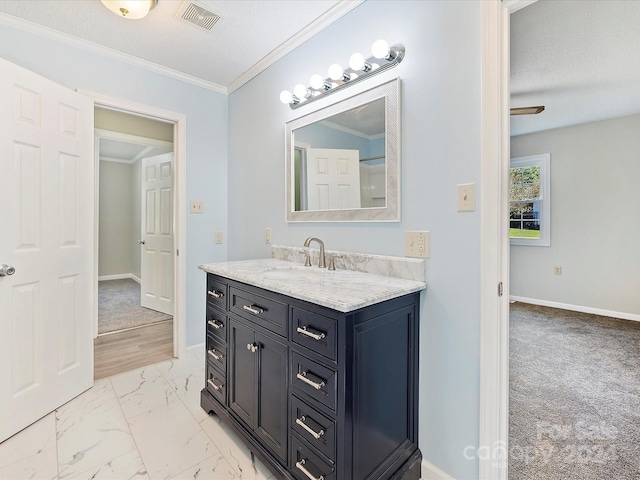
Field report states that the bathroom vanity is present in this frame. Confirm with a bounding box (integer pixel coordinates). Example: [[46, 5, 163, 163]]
[[199, 247, 426, 480]]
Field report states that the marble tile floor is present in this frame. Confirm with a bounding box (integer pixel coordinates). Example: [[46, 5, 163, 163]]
[[0, 348, 275, 480]]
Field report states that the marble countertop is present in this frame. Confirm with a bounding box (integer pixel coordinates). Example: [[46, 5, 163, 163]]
[[198, 258, 426, 313]]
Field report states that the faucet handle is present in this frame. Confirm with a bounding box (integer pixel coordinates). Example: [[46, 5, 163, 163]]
[[327, 255, 344, 271], [299, 249, 312, 267]]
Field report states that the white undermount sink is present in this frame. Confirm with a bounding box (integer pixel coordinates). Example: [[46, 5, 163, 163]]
[[258, 265, 331, 281]]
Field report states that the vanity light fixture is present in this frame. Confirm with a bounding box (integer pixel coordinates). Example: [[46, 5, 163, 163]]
[[100, 0, 157, 19], [280, 39, 405, 109]]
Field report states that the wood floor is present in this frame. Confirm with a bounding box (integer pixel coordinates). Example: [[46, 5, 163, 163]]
[[94, 320, 173, 380]]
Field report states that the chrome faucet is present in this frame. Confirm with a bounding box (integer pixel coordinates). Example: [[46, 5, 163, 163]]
[[303, 237, 326, 268]]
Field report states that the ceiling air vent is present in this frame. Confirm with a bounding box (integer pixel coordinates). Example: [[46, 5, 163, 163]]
[[175, 1, 221, 32]]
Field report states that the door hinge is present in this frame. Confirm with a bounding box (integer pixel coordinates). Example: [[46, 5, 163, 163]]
[[176, 249, 179, 256], [498, 282, 503, 297]]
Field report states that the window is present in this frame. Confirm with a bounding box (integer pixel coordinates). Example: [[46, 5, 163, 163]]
[[510, 154, 550, 246]]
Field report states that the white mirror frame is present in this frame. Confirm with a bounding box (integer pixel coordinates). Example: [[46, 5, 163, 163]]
[[285, 77, 401, 222]]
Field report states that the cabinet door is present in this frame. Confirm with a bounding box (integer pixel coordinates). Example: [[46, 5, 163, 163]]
[[255, 332, 288, 461], [229, 320, 256, 428]]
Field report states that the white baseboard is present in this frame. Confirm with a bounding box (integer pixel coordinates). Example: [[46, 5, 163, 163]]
[[186, 342, 204, 356], [421, 459, 455, 480], [509, 296, 640, 323], [98, 273, 141, 284]]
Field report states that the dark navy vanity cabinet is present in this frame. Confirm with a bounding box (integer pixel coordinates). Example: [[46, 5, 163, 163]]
[[201, 272, 422, 480]]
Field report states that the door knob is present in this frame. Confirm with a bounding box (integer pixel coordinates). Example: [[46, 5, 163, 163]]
[[138, 240, 145, 245], [0, 264, 15, 276]]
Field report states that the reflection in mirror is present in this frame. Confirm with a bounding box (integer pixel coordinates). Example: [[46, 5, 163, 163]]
[[293, 98, 386, 212], [286, 78, 400, 222]]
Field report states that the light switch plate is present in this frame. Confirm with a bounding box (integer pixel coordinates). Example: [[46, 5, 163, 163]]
[[265, 227, 272, 244], [215, 231, 223, 244], [190, 200, 204, 213], [405, 231, 430, 258], [457, 183, 475, 212]]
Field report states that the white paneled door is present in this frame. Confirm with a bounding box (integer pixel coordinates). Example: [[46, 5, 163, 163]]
[[140, 153, 174, 316], [0, 58, 94, 442], [306, 148, 361, 210]]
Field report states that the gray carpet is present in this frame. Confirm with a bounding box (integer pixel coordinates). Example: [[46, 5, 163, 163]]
[[98, 279, 172, 335], [509, 302, 640, 479]]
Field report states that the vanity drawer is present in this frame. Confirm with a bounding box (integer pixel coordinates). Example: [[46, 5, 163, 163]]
[[291, 395, 336, 463], [230, 286, 288, 337], [206, 307, 227, 343], [206, 275, 227, 310], [206, 334, 227, 373], [206, 362, 226, 405], [291, 352, 337, 412], [291, 308, 337, 361], [291, 433, 336, 480]]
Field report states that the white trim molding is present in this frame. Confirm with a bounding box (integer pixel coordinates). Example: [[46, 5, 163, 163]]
[[0, 12, 226, 94], [98, 273, 141, 284], [421, 459, 456, 480], [510, 296, 640, 323], [82, 90, 188, 360], [0, 2, 364, 96], [479, 1, 511, 479]]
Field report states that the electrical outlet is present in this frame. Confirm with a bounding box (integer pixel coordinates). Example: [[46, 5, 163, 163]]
[[457, 183, 475, 212], [554, 266, 562, 275], [405, 231, 430, 258], [215, 231, 223, 244], [190, 200, 204, 213], [265, 227, 272, 244]]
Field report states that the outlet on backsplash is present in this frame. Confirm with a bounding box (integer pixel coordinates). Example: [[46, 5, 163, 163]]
[[405, 231, 430, 258]]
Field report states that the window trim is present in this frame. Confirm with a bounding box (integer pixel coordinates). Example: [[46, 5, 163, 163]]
[[510, 153, 550, 246]]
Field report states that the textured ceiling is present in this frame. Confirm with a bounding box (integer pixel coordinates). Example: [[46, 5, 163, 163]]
[[511, 0, 640, 136], [0, 0, 360, 92]]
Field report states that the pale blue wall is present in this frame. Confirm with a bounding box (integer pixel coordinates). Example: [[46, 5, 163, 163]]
[[0, 22, 229, 347], [227, 1, 482, 478]]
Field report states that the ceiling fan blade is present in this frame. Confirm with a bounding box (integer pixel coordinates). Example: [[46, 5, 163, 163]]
[[510, 105, 545, 115]]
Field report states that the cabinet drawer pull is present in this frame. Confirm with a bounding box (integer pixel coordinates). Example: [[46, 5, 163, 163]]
[[243, 304, 264, 315], [207, 319, 223, 329], [207, 290, 223, 298], [296, 371, 325, 390], [295, 459, 324, 480], [296, 416, 325, 439], [296, 325, 326, 341], [207, 349, 223, 361], [207, 378, 223, 391]]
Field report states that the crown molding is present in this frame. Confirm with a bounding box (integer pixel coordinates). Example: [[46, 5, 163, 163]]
[[0, 12, 227, 94], [226, 0, 365, 94]]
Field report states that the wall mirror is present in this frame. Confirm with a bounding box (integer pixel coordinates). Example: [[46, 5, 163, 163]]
[[285, 77, 400, 222]]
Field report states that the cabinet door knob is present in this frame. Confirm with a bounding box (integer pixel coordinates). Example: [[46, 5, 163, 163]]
[[246, 342, 258, 353]]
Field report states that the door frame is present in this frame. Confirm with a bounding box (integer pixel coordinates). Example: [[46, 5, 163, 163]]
[[82, 91, 187, 359], [479, 1, 534, 479]]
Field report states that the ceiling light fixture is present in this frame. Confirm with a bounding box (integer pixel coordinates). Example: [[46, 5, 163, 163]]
[[280, 39, 405, 109], [101, 0, 158, 19]]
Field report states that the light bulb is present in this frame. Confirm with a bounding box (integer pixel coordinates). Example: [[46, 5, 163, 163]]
[[101, 0, 156, 19], [309, 74, 325, 90], [371, 39, 390, 59], [279, 90, 293, 104], [328, 64, 344, 81], [349, 53, 365, 71], [293, 84, 309, 99]]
